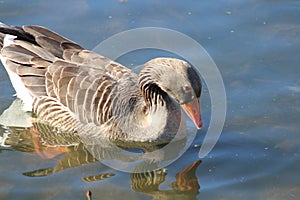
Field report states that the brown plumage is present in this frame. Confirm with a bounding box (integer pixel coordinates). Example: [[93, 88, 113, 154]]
[[0, 23, 202, 142]]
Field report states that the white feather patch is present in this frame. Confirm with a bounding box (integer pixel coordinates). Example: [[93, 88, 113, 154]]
[[0, 34, 33, 111]]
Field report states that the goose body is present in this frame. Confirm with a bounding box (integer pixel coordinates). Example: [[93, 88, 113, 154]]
[[0, 23, 202, 142]]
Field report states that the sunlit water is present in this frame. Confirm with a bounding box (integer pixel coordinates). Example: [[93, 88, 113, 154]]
[[0, 0, 299, 199]]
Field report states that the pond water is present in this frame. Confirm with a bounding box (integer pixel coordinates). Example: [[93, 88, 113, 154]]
[[0, 0, 299, 199]]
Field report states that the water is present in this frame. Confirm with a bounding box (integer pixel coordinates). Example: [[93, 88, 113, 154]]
[[0, 0, 299, 199]]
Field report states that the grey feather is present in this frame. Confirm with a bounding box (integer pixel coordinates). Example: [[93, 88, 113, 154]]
[[0, 24, 202, 142]]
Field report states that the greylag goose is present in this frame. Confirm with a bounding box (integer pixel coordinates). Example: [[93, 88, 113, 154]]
[[0, 23, 202, 142]]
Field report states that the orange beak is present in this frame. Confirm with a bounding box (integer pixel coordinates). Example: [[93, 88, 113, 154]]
[[181, 98, 202, 129]]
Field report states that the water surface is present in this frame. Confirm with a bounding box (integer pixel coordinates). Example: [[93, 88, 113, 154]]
[[0, 0, 299, 199]]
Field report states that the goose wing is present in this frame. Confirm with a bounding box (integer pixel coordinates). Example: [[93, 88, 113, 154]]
[[0, 25, 137, 126]]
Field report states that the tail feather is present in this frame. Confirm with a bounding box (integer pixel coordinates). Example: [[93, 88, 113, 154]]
[[0, 32, 4, 49], [0, 22, 9, 49], [0, 23, 84, 111], [0, 23, 36, 45]]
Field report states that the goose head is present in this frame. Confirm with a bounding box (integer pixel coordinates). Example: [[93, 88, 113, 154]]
[[139, 58, 202, 129]]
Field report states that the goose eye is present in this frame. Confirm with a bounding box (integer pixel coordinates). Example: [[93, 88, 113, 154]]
[[183, 85, 191, 91]]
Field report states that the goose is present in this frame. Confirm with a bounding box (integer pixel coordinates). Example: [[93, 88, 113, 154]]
[[0, 23, 202, 142]]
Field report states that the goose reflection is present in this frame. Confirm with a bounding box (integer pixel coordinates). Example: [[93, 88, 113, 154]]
[[0, 99, 201, 198], [131, 160, 201, 200]]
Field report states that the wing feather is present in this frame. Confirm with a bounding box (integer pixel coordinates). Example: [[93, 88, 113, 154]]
[[36, 36, 63, 58], [0, 24, 138, 128]]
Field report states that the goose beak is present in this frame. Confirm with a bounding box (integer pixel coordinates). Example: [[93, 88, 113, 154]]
[[181, 98, 202, 129]]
